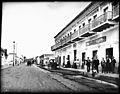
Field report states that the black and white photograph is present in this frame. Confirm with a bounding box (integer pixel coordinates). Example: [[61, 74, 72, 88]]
[[1, 1, 119, 93]]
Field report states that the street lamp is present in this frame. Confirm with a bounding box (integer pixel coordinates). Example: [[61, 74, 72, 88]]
[[13, 41, 15, 66]]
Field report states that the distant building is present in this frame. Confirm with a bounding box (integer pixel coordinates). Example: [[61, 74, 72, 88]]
[[35, 56, 40, 65], [1, 48, 8, 66], [51, 1, 119, 72], [40, 54, 54, 65]]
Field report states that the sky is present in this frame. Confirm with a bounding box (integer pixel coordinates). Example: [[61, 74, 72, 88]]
[[2, 2, 91, 58]]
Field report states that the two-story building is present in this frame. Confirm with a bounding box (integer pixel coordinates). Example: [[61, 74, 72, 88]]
[[51, 1, 119, 72]]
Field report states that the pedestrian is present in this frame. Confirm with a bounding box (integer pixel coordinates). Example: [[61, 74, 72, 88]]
[[81, 60, 85, 69], [101, 57, 106, 73], [67, 60, 71, 68], [91, 57, 95, 71], [106, 55, 111, 73], [63, 61, 65, 67], [73, 61, 77, 69], [111, 56, 116, 73], [94, 56, 99, 73], [86, 57, 91, 72]]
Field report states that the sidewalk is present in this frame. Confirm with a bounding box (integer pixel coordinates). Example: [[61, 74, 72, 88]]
[[60, 67, 119, 88], [61, 67, 119, 78], [1, 64, 11, 69]]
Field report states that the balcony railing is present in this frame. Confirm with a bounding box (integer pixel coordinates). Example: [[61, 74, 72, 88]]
[[51, 45, 56, 51], [80, 24, 90, 35], [71, 30, 79, 40], [92, 11, 112, 29], [61, 38, 66, 46], [56, 42, 62, 49], [66, 35, 71, 43], [113, 4, 119, 18]]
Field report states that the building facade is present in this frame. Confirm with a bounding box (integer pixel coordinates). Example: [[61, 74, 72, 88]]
[[1, 48, 8, 66], [51, 1, 119, 72], [40, 54, 55, 65]]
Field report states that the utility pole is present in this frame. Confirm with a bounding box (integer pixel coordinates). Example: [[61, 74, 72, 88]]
[[13, 41, 15, 66]]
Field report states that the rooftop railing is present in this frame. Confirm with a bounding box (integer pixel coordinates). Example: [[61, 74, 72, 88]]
[[79, 24, 90, 35], [66, 35, 71, 43], [113, 4, 119, 18], [71, 30, 79, 40], [92, 11, 112, 29]]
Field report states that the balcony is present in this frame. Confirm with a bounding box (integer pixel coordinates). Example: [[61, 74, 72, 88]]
[[80, 24, 95, 37], [51, 45, 56, 51], [91, 11, 115, 32], [65, 35, 73, 45], [56, 42, 62, 50], [112, 4, 119, 21], [61, 38, 66, 47], [71, 30, 83, 41]]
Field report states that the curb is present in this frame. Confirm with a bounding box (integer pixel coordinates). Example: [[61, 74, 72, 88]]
[[36, 65, 119, 88], [73, 75, 118, 88]]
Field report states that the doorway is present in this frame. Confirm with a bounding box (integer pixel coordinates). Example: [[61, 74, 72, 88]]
[[106, 48, 113, 59], [82, 52, 86, 61], [67, 55, 70, 61], [74, 50, 77, 61], [63, 56, 65, 63], [93, 50, 98, 59]]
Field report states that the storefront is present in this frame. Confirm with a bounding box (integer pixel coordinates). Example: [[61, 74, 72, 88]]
[[77, 25, 119, 72]]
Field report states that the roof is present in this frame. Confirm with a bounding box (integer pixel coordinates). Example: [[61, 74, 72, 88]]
[[54, 2, 93, 38], [40, 54, 54, 58]]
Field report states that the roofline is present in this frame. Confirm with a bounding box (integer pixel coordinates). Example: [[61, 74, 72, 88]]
[[54, 1, 93, 38]]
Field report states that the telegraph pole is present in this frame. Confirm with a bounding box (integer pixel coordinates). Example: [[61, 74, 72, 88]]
[[13, 41, 15, 66]]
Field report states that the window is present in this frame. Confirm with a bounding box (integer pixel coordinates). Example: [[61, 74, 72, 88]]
[[74, 29, 76, 33], [79, 25, 81, 29], [103, 7, 108, 13], [93, 14, 97, 19], [83, 23, 85, 27], [88, 19, 91, 23]]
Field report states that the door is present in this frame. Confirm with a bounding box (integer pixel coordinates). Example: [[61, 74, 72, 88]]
[[63, 56, 65, 65], [93, 50, 97, 59], [67, 55, 70, 61], [106, 48, 113, 59], [59, 56, 61, 65], [74, 50, 77, 61], [82, 52, 86, 61]]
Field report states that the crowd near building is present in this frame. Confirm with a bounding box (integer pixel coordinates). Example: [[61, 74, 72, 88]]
[[51, 1, 119, 73]]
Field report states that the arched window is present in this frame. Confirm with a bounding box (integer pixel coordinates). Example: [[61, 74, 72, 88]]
[[83, 23, 85, 27]]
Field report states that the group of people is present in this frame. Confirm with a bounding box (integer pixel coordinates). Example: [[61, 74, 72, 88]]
[[101, 55, 116, 73], [84, 55, 116, 74]]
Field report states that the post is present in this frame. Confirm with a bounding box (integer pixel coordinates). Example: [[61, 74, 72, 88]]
[[13, 41, 15, 66]]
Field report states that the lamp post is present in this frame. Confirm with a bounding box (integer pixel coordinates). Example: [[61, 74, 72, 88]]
[[13, 41, 15, 66]]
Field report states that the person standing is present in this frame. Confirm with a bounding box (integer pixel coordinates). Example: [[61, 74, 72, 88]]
[[101, 57, 106, 73], [111, 56, 116, 73], [91, 57, 95, 71], [106, 55, 111, 73], [86, 57, 91, 72], [94, 56, 99, 73]]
